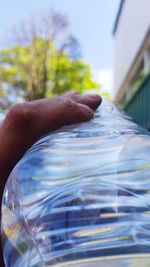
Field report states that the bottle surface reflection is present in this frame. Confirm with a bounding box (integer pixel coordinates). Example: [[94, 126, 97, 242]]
[[2, 100, 150, 267]]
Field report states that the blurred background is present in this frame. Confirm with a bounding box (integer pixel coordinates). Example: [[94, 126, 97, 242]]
[[0, 0, 150, 130]]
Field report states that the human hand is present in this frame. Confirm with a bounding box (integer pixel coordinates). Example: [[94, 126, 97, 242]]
[[0, 92, 101, 199]]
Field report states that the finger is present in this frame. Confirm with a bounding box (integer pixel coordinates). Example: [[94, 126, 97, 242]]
[[63, 91, 102, 111], [0, 96, 93, 182], [26, 96, 94, 136]]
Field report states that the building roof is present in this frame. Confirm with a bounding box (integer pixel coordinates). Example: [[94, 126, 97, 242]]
[[112, 0, 125, 36]]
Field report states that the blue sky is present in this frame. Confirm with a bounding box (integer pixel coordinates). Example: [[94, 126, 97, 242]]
[[0, 0, 120, 96]]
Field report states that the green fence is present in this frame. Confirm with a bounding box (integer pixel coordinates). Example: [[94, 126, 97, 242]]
[[124, 72, 150, 130]]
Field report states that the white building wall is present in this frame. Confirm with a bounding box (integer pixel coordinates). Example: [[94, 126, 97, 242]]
[[114, 0, 150, 97]]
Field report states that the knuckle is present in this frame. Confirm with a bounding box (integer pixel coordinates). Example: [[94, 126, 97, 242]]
[[6, 103, 34, 128], [62, 97, 76, 110], [63, 91, 79, 98], [63, 92, 80, 102]]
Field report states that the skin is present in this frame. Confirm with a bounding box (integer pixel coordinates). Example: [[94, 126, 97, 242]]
[[0, 92, 101, 266]]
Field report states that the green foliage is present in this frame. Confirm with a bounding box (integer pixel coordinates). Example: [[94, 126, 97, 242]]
[[0, 38, 99, 100]]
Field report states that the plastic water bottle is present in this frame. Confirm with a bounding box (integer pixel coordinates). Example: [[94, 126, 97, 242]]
[[2, 99, 150, 267]]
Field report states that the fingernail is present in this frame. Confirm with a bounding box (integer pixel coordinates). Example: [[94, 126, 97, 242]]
[[83, 93, 102, 102], [89, 94, 102, 102]]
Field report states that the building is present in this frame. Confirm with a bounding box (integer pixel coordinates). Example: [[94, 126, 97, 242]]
[[113, 0, 150, 130]]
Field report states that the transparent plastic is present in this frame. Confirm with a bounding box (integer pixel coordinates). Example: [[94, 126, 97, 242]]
[[2, 100, 150, 267]]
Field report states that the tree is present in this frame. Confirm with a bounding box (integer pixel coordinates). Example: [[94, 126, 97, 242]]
[[0, 10, 99, 101]]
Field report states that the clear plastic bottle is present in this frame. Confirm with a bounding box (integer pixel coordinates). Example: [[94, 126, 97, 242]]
[[2, 100, 150, 267]]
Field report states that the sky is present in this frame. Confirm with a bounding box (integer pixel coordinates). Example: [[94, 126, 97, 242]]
[[0, 0, 120, 97]]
